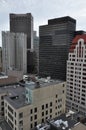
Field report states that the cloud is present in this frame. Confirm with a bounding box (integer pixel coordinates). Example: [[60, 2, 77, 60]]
[[0, 0, 86, 46]]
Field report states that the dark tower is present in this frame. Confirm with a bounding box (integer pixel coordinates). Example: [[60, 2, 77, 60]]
[[10, 13, 34, 72], [39, 16, 76, 80]]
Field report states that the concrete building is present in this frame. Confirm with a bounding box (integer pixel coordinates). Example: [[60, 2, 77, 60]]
[[2, 31, 27, 74], [0, 78, 66, 130], [66, 34, 86, 115], [10, 13, 34, 72], [33, 31, 39, 73], [0, 47, 2, 72], [39, 16, 76, 80]]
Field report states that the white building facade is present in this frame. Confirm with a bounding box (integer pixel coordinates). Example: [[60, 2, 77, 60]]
[[66, 34, 86, 115], [2, 31, 27, 74]]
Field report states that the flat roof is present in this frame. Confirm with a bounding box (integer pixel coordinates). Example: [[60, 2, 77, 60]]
[[3, 84, 28, 109], [0, 76, 18, 87], [1, 78, 65, 109], [48, 16, 76, 25], [40, 16, 76, 28], [26, 78, 64, 90], [49, 114, 78, 130]]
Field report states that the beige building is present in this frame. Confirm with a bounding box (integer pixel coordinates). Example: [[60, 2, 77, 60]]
[[0, 78, 66, 130], [66, 34, 86, 115]]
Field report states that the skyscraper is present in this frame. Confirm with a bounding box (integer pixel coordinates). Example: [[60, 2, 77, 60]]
[[2, 31, 27, 74], [33, 31, 39, 73], [10, 13, 33, 72], [39, 16, 76, 80], [10, 13, 33, 49], [66, 34, 86, 115]]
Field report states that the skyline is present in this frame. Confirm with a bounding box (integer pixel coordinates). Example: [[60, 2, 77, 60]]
[[0, 0, 86, 46]]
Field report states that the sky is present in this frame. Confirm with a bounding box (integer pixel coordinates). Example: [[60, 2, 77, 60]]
[[0, 0, 86, 46]]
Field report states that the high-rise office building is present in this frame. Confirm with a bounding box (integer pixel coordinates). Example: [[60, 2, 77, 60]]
[[39, 16, 76, 80], [2, 31, 27, 74], [33, 31, 39, 73], [0, 47, 2, 72], [10, 13, 33, 72], [10, 13, 33, 49], [66, 34, 86, 115]]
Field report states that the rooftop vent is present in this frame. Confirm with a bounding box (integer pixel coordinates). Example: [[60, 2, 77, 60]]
[[54, 119, 68, 129]]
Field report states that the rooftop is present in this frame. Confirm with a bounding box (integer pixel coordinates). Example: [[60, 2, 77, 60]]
[[26, 77, 64, 90], [69, 34, 86, 53], [0, 73, 19, 87], [49, 113, 78, 130], [2, 77, 64, 109], [35, 112, 86, 130], [48, 16, 76, 25], [1, 84, 26, 109], [39, 16, 76, 28]]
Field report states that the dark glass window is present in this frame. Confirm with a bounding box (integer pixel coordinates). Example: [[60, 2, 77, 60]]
[[42, 105, 44, 110], [34, 107, 37, 113], [19, 113, 23, 118]]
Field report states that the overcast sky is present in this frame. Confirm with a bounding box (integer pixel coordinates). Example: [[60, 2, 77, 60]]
[[0, 0, 86, 46]]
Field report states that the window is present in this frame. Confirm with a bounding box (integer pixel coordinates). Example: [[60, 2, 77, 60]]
[[1, 107, 4, 111], [63, 84, 65, 87], [34, 122, 37, 126], [46, 104, 48, 108], [34, 115, 37, 120], [42, 105, 44, 110], [1, 96, 4, 100], [42, 112, 44, 116], [34, 107, 37, 113], [50, 102, 52, 107], [56, 94, 58, 98], [8, 105, 13, 114], [15, 112, 16, 117], [50, 109, 52, 113], [19, 120, 23, 126], [63, 90, 64, 93], [56, 100, 57, 103], [8, 112, 13, 121], [30, 109, 33, 114], [30, 116, 33, 121], [42, 118, 44, 123], [19, 112, 23, 119], [46, 110, 48, 115], [30, 123, 33, 129], [55, 106, 57, 109], [55, 113, 57, 115]]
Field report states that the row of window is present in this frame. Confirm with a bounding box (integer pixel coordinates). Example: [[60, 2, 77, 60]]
[[30, 102, 53, 114], [30, 110, 62, 129]]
